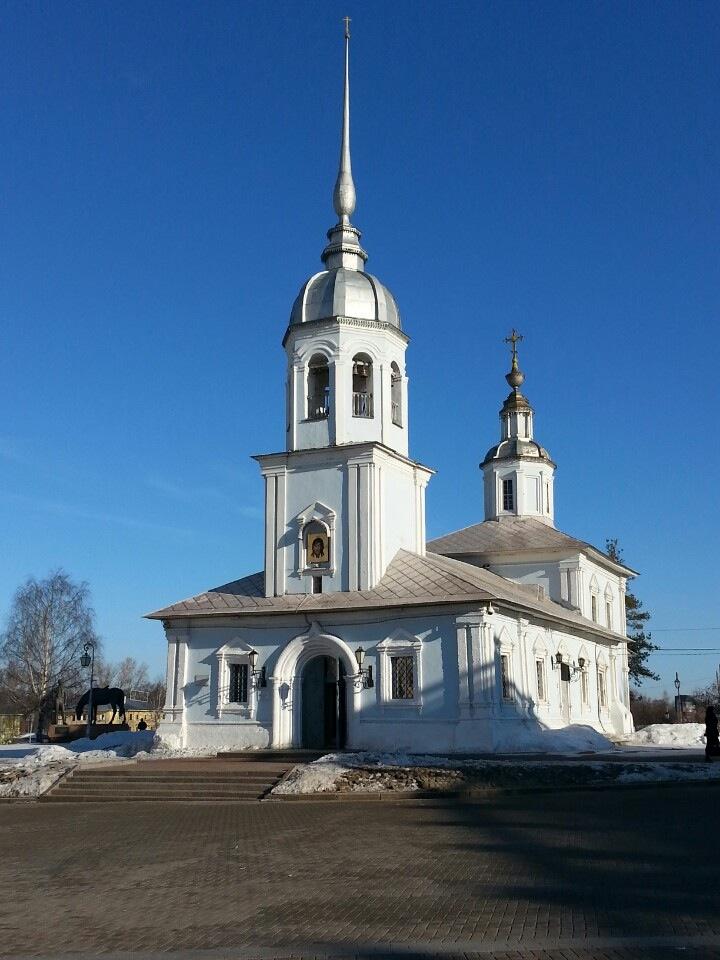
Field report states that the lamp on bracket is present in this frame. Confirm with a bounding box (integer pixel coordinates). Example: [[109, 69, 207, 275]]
[[248, 649, 267, 688], [354, 646, 374, 689], [553, 652, 585, 682]]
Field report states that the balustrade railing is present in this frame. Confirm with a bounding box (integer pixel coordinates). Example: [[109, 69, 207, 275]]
[[352, 392, 373, 418], [307, 393, 330, 420]]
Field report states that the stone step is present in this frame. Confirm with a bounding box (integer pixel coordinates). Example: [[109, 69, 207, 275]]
[[217, 750, 324, 762], [41, 793, 263, 803], [43, 784, 272, 800], [41, 759, 291, 803], [70, 773, 274, 783], [54, 782, 276, 794]]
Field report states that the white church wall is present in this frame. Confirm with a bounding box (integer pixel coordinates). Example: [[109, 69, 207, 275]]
[[158, 602, 632, 753], [577, 556, 626, 636]]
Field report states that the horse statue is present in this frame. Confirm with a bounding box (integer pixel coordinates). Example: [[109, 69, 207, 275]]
[[75, 687, 126, 725]]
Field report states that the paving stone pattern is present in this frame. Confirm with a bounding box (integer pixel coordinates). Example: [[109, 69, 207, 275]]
[[1, 785, 718, 960]]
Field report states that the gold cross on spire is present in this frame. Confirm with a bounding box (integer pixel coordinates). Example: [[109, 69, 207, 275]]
[[343, 15, 351, 39], [504, 328, 523, 363]]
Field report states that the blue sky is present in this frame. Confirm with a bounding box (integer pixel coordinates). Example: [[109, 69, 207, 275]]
[[1, 1, 718, 696]]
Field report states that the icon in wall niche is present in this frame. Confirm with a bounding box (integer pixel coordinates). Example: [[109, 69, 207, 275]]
[[306, 530, 330, 565]]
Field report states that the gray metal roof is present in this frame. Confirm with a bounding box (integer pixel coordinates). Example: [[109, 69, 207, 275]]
[[145, 549, 621, 642], [289, 268, 401, 330], [427, 516, 637, 576]]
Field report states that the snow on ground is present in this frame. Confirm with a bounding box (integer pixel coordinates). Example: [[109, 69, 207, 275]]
[[0, 731, 156, 799], [492, 722, 616, 754], [621, 723, 706, 748]]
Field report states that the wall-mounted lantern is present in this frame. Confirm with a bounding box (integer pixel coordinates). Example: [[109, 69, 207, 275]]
[[248, 649, 267, 688], [554, 652, 585, 682], [354, 646, 374, 689]]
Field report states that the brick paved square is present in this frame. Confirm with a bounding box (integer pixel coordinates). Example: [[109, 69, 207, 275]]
[[1, 785, 719, 960]]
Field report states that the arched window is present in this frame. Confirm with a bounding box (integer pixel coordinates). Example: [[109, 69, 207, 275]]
[[307, 354, 330, 420], [352, 354, 373, 418], [604, 586, 614, 630], [391, 362, 402, 426]]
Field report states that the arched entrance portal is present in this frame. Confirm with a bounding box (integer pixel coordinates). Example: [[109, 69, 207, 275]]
[[300, 655, 347, 749], [271, 622, 359, 750]]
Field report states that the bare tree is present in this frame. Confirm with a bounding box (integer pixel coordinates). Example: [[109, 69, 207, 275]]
[[0, 570, 100, 725], [96, 656, 150, 696]]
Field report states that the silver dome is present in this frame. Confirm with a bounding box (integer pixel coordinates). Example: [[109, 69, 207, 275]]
[[481, 438, 555, 467], [290, 268, 401, 330]]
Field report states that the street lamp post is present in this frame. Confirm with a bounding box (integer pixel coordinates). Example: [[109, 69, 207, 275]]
[[674, 671, 681, 724], [80, 641, 96, 739]]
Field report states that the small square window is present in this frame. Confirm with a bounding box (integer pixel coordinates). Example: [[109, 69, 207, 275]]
[[390, 656, 414, 699], [229, 663, 248, 704], [312, 576, 323, 594]]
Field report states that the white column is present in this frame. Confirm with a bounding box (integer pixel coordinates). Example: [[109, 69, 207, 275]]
[[264, 474, 276, 598], [455, 619, 472, 718], [333, 359, 350, 445], [290, 361, 302, 451], [348, 463, 359, 591], [274, 470, 287, 595], [379, 361, 387, 447]]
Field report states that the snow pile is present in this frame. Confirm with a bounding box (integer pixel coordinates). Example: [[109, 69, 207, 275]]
[[616, 761, 720, 783], [622, 723, 705, 748], [0, 731, 157, 799], [274, 757, 352, 794], [493, 722, 616, 754]]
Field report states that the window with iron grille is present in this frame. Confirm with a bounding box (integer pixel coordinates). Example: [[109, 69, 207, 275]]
[[229, 663, 248, 704], [598, 669, 607, 708], [502, 477, 514, 511], [390, 656, 414, 699], [501, 654, 512, 699], [535, 659, 546, 701]]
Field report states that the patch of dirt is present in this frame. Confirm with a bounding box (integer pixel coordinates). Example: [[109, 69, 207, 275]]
[[331, 761, 700, 794]]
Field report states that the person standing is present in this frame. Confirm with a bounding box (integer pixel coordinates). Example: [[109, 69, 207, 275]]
[[704, 706, 719, 762]]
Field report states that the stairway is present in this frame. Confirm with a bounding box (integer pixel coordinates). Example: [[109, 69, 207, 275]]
[[39, 759, 291, 803]]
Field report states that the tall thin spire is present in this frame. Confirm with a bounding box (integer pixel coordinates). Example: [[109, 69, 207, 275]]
[[321, 18, 368, 271], [333, 17, 356, 223]]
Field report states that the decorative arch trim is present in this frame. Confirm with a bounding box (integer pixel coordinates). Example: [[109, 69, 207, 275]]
[[270, 622, 361, 749]]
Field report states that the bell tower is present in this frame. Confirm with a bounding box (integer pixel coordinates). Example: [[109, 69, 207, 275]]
[[255, 23, 433, 598]]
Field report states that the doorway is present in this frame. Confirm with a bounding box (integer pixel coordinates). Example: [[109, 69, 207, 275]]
[[300, 655, 347, 749]]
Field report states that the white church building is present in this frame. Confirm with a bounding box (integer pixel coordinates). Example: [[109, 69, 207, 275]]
[[149, 29, 634, 753]]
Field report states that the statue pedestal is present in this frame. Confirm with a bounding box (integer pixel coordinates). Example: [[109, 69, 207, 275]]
[[46, 722, 130, 743]]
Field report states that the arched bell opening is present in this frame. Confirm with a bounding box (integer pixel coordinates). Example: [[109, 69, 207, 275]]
[[390, 361, 402, 426], [307, 353, 330, 420], [352, 353, 373, 418]]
